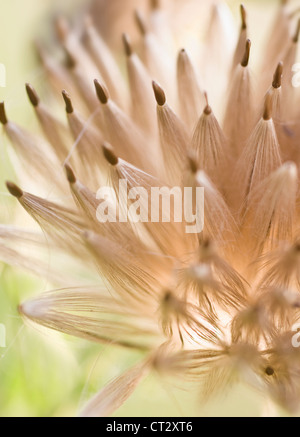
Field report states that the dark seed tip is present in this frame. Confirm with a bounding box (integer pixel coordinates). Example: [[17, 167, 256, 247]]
[[187, 154, 199, 174], [152, 81, 166, 106], [241, 39, 251, 67], [293, 18, 300, 43], [272, 62, 283, 89], [26, 83, 40, 107], [0, 102, 8, 125], [94, 79, 109, 104], [240, 4, 247, 30], [150, 0, 160, 10], [203, 92, 212, 115], [265, 366, 275, 376], [6, 181, 23, 199], [204, 105, 212, 115], [62, 90, 74, 114], [102, 142, 119, 166], [64, 163, 76, 184], [122, 33, 132, 57]]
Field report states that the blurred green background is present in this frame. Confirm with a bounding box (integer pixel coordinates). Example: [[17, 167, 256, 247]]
[[0, 0, 294, 417]]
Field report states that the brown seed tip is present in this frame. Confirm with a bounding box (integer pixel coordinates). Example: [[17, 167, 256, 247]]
[[150, 0, 160, 10], [187, 152, 199, 174], [178, 48, 187, 62], [94, 79, 109, 104], [163, 290, 173, 304], [135, 10, 147, 36], [272, 62, 283, 89], [0, 102, 8, 125], [62, 90, 74, 114], [6, 181, 23, 199], [122, 33, 132, 57], [263, 91, 272, 120], [293, 18, 300, 43], [241, 39, 251, 67], [203, 92, 212, 115], [102, 142, 119, 166], [240, 4, 247, 30], [202, 238, 212, 249], [152, 81, 166, 106], [64, 48, 76, 69], [26, 83, 40, 107], [177, 49, 187, 66], [64, 163, 76, 184], [265, 366, 275, 376]]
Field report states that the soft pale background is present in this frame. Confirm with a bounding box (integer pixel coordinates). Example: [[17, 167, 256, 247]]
[[0, 0, 295, 417]]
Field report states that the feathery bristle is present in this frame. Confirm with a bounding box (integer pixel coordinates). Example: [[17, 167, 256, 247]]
[[191, 99, 227, 189], [241, 162, 297, 259], [177, 49, 205, 129], [125, 36, 156, 134], [155, 87, 189, 184], [224, 39, 254, 157], [263, 91, 273, 120], [79, 361, 150, 417]]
